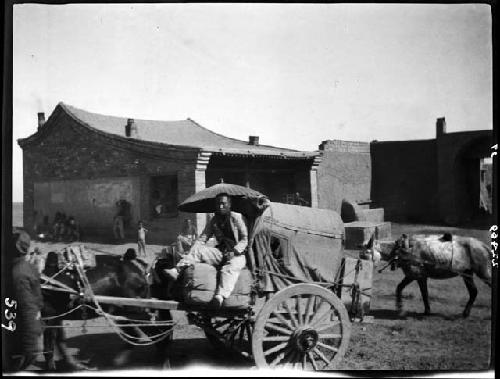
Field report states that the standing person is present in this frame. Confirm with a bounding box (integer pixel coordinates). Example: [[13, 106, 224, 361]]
[[176, 218, 198, 254], [29, 247, 45, 275], [137, 221, 148, 257], [10, 231, 44, 371], [294, 192, 309, 206], [164, 193, 248, 308], [113, 201, 125, 241], [65, 216, 81, 241]]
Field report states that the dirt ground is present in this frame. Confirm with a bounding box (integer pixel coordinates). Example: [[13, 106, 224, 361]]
[[22, 222, 494, 373]]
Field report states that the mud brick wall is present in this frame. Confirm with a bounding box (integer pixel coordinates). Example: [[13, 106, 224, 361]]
[[370, 139, 439, 222], [316, 140, 372, 214]]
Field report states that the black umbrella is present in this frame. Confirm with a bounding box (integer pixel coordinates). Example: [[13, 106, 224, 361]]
[[178, 183, 265, 213]]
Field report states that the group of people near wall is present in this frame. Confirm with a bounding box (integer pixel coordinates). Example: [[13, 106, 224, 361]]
[[33, 211, 81, 242]]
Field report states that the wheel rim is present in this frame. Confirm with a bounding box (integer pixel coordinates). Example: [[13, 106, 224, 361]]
[[252, 283, 351, 370]]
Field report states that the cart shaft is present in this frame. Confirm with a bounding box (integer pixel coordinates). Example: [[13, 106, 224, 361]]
[[93, 295, 181, 310]]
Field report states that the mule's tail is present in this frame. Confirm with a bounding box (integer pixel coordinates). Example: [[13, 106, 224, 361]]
[[464, 238, 492, 287]]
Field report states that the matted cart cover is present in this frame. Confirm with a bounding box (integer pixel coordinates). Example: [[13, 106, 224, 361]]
[[249, 202, 345, 292]]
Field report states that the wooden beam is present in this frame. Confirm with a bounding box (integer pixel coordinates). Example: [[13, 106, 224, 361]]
[[92, 295, 181, 311]]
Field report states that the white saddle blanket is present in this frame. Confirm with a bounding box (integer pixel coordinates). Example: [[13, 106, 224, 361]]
[[411, 235, 468, 271]]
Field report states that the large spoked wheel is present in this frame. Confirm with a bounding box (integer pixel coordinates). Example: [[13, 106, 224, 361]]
[[202, 314, 254, 360], [252, 283, 351, 370]]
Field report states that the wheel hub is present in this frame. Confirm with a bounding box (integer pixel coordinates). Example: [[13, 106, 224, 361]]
[[293, 328, 319, 352]]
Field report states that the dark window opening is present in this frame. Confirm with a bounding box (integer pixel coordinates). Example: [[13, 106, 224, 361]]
[[151, 175, 178, 218], [269, 233, 289, 266]]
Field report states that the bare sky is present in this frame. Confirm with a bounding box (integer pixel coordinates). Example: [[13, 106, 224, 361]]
[[12, 3, 492, 202]]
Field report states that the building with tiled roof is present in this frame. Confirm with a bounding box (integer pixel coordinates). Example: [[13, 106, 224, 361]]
[[18, 102, 321, 243]]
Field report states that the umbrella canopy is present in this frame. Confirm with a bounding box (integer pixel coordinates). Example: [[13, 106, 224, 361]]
[[178, 183, 264, 213]]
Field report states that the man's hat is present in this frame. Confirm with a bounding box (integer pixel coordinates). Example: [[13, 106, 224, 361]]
[[15, 231, 31, 255]]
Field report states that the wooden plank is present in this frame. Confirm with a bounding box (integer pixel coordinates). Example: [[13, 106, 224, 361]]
[[93, 295, 181, 310]]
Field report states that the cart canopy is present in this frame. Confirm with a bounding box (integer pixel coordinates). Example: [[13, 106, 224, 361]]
[[249, 202, 345, 292]]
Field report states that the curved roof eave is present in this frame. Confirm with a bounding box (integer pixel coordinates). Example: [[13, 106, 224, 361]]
[[18, 102, 319, 160], [18, 103, 201, 153]]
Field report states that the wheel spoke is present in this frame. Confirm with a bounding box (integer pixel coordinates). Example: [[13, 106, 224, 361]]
[[285, 349, 300, 368], [310, 305, 334, 329], [222, 320, 242, 341], [283, 301, 299, 328], [317, 341, 339, 353], [271, 311, 294, 331], [307, 351, 318, 370], [303, 295, 316, 325], [264, 341, 289, 356], [296, 296, 303, 326], [316, 320, 340, 333], [265, 322, 293, 335], [313, 298, 325, 313], [269, 345, 293, 367], [228, 323, 240, 346], [307, 299, 328, 326], [246, 323, 253, 344], [313, 347, 331, 366], [238, 322, 246, 344], [318, 333, 342, 339], [263, 335, 291, 342], [213, 318, 232, 329]]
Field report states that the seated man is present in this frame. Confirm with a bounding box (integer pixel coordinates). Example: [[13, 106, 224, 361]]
[[164, 193, 248, 308]]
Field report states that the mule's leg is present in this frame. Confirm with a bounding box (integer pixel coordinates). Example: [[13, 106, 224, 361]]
[[462, 272, 478, 318], [43, 326, 57, 371], [396, 276, 414, 316], [417, 278, 431, 315], [113, 323, 137, 367], [56, 327, 93, 370]]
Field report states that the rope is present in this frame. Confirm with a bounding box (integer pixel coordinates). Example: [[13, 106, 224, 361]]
[[47, 262, 73, 281], [41, 304, 95, 321], [71, 250, 175, 346], [40, 274, 79, 294]]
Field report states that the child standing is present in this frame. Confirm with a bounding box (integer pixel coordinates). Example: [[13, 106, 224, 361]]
[[137, 221, 148, 257]]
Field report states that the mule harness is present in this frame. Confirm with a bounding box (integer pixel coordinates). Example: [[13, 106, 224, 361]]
[[40, 248, 176, 346]]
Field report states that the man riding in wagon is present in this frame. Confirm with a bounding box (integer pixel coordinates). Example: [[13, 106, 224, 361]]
[[164, 193, 248, 308]]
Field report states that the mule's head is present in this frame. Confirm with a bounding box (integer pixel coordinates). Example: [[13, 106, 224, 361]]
[[118, 258, 151, 299], [148, 248, 179, 299], [378, 234, 411, 270], [359, 235, 382, 264]]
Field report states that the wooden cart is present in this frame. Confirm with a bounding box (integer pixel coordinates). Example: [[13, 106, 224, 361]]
[[85, 201, 355, 370]]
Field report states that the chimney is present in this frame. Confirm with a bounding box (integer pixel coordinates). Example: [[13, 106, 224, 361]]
[[436, 117, 446, 138], [37, 112, 45, 130], [248, 136, 259, 146], [125, 118, 138, 138]]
